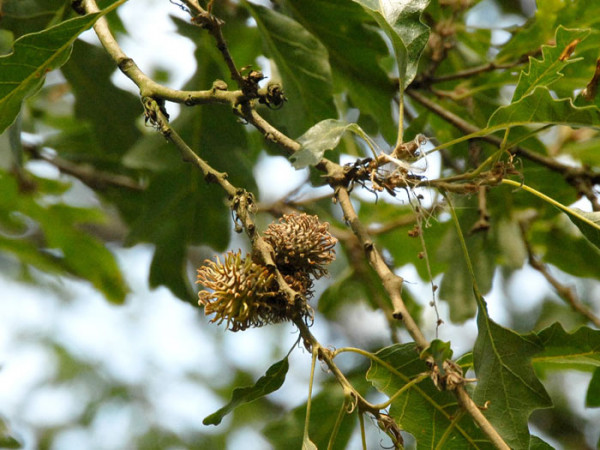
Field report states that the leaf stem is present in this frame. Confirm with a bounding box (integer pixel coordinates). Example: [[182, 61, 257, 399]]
[[443, 192, 486, 308], [358, 412, 367, 450], [332, 347, 429, 409], [443, 193, 511, 450], [333, 347, 403, 376], [326, 401, 348, 450], [499, 128, 511, 153], [396, 91, 405, 149], [303, 344, 318, 445], [372, 373, 430, 410], [502, 179, 600, 232]]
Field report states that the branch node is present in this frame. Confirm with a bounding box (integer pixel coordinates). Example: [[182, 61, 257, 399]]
[[258, 82, 287, 109], [192, 11, 224, 30], [117, 57, 135, 72], [71, 0, 85, 15], [240, 68, 265, 98], [203, 172, 218, 184], [212, 79, 228, 92]]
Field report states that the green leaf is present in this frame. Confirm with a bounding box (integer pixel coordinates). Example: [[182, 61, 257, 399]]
[[586, 367, 600, 407], [487, 86, 600, 130], [282, 0, 397, 142], [0, 172, 129, 304], [534, 301, 589, 332], [245, 1, 336, 138], [0, 0, 127, 134], [561, 137, 600, 167], [126, 169, 230, 302], [0, 30, 13, 56], [495, 217, 527, 270], [0, 0, 72, 39], [473, 314, 553, 450], [367, 343, 494, 448], [438, 203, 496, 322], [496, 0, 564, 62], [203, 357, 289, 425], [512, 26, 590, 102], [528, 435, 554, 450], [438, 235, 493, 322], [445, 193, 552, 448], [565, 208, 600, 250], [8, 111, 23, 168], [60, 39, 141, 160], [291, 119, 368, 168], [352, 0, 430, 89], [43, 203, 129, 304], [148, 239, 191, 302], [531, 214, 600, 279], [533, 322, 600, 370]]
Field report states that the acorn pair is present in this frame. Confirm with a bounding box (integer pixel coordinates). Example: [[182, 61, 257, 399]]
[[197, 214, 337, 331]]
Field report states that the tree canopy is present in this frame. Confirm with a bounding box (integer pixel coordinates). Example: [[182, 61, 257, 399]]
[[1, 0, 600, 448]]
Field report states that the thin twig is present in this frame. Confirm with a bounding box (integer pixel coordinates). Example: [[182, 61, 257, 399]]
[[24, 144, 144, 192], [455, 386, 510, 450], [187, 8, 246, 89], [419, 57, 528, 84], [335, 187, 429, 351], [293, 317, 381, 417], [82, 0, 246, 104], [470, 186, 490, 234], [406, 89, 600, 208], [141, 98, 304, 306], [519, 222, 600, 327]]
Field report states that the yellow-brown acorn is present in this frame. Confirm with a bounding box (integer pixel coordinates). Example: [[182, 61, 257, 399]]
[[263, 213, 337, 279], [197, 251, 290, 331]]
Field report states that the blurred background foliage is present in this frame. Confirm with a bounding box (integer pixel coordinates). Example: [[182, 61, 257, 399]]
[[1, 0, 600, 448]]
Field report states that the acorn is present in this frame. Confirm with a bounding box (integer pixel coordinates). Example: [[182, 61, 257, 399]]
[[197, 251, 287, 331], [196, 214, 335, 331], [263, 213, 337, 279]]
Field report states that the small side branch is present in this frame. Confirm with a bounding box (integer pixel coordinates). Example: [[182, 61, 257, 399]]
[[24, 144, 143, 192], [416, 56, 529, 85], [191, 10, 245, 90], [141, 98, 298, 305], [520, 222, 600, 327], [455, 387, 510, 450], [293, 317, 381, 418], [406, 89, 600, 208], [335, 187, 429, 351], [82, 1, 251, 106]]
